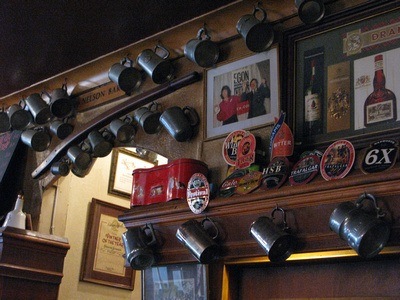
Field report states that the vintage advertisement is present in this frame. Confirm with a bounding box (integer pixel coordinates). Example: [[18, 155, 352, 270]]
[[93, 214, 126, 276]]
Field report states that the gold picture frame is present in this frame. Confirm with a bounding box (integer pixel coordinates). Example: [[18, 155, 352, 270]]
[[80, 198, 134, 290], [108, 148, 155, 198]]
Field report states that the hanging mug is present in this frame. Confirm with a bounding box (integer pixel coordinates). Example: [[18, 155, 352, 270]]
[[67, 143, 92, 170], [0, 105, 10, 133], [184, 26, 219, 68], [87, 130, 113, 158], [109, 115, 136, 143], [50, 160, 70, 177], [137, 44, 174, 84], [7, 101, 32, 131], [250, 206, 296, 262], [176, 217, 221, 264], [133, 102, 162, 135], [71, 157, 96, 178], [108, 57, 142, 95], [21, 127, 52, 152], [48, 84, 74, 118], [50, 118, 74, 140], [25, 93, 52, 125], [159, 106, 199, 142], [295, 0, 325, 24], [329, 193, 390, 258], [122, 224, 158, 270], [236, 3, 274, 52]]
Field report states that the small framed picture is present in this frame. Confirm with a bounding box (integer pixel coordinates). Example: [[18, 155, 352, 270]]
[[108, 148, 155, 198], [142, 263, 208, 299], [205, 46, 280, 140]]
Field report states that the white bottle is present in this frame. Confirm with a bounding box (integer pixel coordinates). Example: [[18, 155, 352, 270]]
[[2, 194, 26, 229]]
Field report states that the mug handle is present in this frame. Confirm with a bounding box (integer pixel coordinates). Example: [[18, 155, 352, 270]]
[[183, 106, 200, 127], [149, 101, 161, 112], [120, 56, 134, 68], [356, 193, 386, 219], [271, 205, 290, 232], [142, 223, 157, 246], [197, 26, 211, 41], [201, 217, 219, 240], [252, 2, 267, 23], [123, 114, 134, 124], [154, 44, 170, 59]]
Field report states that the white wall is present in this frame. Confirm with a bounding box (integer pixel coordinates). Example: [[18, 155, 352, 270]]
[[39, 150, 145, 300]]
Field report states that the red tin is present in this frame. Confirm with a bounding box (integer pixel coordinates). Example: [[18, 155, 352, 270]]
[[131, 158, 208, 206]]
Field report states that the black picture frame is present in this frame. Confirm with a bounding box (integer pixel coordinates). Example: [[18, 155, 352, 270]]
[[142, 263, 208, 300], [283, 1, 400, 151]]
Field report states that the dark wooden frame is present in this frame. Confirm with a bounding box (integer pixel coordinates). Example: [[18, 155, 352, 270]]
[[80, 198, 135, 290], [108, 148, 155, 198], [283, 0, 400, 151]]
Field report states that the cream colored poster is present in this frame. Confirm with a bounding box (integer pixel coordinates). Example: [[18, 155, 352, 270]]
[[93, 214, 126, 276]]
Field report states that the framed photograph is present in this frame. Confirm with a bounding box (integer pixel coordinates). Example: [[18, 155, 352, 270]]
[[284, 1, 400, 150], [80, 198, 135, 290], [108, 148, 155, 198], [142, 263, 208, 300], [205, 46, 280, 139]]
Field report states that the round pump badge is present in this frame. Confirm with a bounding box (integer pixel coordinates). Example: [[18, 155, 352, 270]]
[[222, 130, 247, 166], [320, 139, 355, 181], [187, 173, 210, 214]]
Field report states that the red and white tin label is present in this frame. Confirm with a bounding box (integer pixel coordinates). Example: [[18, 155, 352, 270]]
[[187, 173, 210, 214], [320, 139, 355, 181]]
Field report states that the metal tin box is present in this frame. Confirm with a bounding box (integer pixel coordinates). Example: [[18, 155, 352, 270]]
[[131, 158, 208, 206]]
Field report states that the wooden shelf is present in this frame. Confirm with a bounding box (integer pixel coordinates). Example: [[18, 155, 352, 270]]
[[119, 164, 400, 264]]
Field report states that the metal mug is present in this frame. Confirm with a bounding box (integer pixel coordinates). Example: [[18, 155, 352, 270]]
[[108, 57, 142, 95], [67, 144, 92, 170], [70, 157, 96, 178], [48, 84, 74, 118], [137, 45, 174, 84], [7, 102, 32, 130], [295, 0, 325, 24], [250, 206, 295, 262], [122, 224, 158, 270], [184, 26, 219, 68], [159, 106, 199, 142], [20, 127, 52, 152], [133, 102, 162, 134], [50, 160, 70, 177], [87, 130, 113, 158], [49, 118, 74, 140], [176, 217, 221, 264], [25, 93, 52, 125], [109, 115, 136, 143], [329, 193, 390, 259], [236, 3, 274, 52], [0, 106, 10, 133]]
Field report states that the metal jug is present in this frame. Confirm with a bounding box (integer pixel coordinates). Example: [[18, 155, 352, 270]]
[[137, 44, 174, 84], [122, 224, 158, 270], [250, 206, 295, 262], [176, 217, 221, 264], [236, 3, 274, 52], [184, 26, 219, 68]]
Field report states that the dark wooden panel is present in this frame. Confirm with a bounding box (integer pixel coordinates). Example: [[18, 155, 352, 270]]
[[233, 256, 400, 299]]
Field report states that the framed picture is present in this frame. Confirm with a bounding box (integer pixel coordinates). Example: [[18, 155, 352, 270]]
[[80, 198, 135, 290], [284, 1, 400, 150], [142, 263, 208, 300], [108, 148, 155, 198], [205, 46, 280, 139]]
